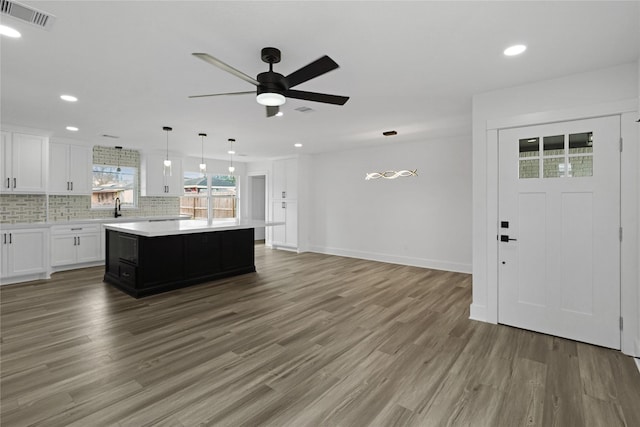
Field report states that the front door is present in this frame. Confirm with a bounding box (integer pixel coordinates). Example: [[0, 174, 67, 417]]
[[498, 116, 621, 349]]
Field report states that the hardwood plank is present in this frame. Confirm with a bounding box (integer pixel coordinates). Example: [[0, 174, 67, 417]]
[[1, 244, 639, 426]]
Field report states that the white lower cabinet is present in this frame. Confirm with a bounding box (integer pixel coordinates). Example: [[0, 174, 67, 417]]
[[51, 224, 102, 268], [271, 200, 298, 249], [0, 228, 49, 283]]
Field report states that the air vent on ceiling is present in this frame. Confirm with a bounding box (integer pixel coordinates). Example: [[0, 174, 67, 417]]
[[294, 106, 314, 113], [0, 0, 56, 30], [101, 134, 120, 139]]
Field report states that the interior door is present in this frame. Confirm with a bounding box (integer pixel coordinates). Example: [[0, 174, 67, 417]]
[[498, 116, 620, 349]]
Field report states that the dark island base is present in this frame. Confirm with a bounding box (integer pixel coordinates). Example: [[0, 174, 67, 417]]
[[104, 227, 256, 298]]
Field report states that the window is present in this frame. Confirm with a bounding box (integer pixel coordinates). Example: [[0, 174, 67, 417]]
[[180, 172, 208, 220], [519, 131, 593, 179], [180, 173, 237, 220], [211, 175, 237, 219], [92, 165, 137, 208]]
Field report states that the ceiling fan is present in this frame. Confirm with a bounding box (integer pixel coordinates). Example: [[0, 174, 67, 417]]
[[189, 47, 349, 117]]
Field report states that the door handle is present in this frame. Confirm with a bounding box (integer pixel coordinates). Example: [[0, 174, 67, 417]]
[[500, 235, 517, 242]]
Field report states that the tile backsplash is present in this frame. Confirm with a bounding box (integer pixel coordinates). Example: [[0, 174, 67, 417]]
[[0, 145, 180, 224], [0, 194, 47, 224]]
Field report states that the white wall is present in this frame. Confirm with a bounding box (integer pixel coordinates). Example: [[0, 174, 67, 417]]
[[471, 62, 639, 355], [308, 135, 472, 273]]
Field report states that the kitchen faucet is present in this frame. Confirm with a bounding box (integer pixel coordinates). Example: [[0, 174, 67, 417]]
[[114, 197, 122, 218]]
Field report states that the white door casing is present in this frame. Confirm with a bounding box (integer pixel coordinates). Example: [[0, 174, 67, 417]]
[[498, 116, 621, 349]]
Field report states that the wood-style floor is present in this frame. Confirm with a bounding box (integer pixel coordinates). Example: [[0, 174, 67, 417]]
[[1, 245, 639, 426]]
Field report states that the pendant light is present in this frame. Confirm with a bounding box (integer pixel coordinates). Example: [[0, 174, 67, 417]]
[[163, 126, 172, 176], [115, 146, 122, 172], [198, 133, 207, 174], [228, 138, 235, 173]]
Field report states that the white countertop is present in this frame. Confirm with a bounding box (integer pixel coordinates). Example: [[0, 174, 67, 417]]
[[104, 219, 282, 237], [0, 215, 189, 230]]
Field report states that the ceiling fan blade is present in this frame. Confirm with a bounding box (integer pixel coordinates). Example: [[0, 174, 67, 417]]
[[284, 89, 349, 105], [188, 91, 254, 99], [266, 106, 279, 117], [192, 53, 259, 86], [284, 55, 339, 89]]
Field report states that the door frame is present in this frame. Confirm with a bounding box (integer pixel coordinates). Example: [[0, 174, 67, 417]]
[[481, 99, 639, 357]]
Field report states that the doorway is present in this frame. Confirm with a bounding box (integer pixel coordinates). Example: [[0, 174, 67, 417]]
[[249, 175, 267, 241], [498, 116, 621, 349]]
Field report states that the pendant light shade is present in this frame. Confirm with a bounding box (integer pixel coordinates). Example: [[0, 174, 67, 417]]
[[163, 126, 172, 176], [228, 138, 235, 173], [199, 133, 207, 174]]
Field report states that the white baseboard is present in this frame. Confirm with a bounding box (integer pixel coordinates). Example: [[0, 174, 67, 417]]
[[469, 303, 488, 322], [0, 272, 50, 286], [50, 260, 104, 274], [308, 245, 472, 274]]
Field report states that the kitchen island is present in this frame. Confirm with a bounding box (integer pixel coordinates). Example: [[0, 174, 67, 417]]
[[103, 220, 273, 298]]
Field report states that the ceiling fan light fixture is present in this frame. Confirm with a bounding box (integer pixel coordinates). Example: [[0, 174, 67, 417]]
[[256, 92, 286, 106]]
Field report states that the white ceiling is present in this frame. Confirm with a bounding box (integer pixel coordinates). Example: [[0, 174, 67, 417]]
[[1, 1, 638, 162]]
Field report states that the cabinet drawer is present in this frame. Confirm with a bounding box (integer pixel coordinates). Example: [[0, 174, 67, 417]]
[[119, 262, 136, 286], [52, 224, 100, 235]]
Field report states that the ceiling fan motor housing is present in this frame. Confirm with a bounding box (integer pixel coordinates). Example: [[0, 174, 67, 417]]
[[257, 71, 288, 95]]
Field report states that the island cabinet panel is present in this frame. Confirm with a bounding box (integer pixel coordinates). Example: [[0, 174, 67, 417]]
[[184, 232, 222, 280], [104, 228, 256, 298], [220, 228, 255, 271], [138, 235, 184, 288]]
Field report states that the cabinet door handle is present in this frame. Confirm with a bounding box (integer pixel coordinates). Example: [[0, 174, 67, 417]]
[[3, 234, 5, 244], [77, 236, 80, 245], [282, 201, 286, 209], [9, 233, 11, 244], [73, 236, 76, 246], [282, 191, 286, 199], [67, 181, 70, 190], [70, 182, 73, 191], [6, 178, 9, 188], [13, 178, 16, 188]]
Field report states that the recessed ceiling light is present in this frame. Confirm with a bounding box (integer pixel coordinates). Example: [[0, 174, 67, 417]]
[[504, 44, 527, 56], [60, 94, 78, 102], [66, 126, 79, 132], [228, 150, 236, 155], [294, 143, 303, 148], [0, 25, 21, 38]]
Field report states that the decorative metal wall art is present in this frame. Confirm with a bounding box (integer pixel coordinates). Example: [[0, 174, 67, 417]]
[[365, 169, 418, 180]]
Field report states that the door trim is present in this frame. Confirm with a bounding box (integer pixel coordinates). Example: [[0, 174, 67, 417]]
[[479, 99, 638, 357]]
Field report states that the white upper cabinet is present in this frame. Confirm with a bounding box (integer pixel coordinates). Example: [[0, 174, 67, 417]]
[[1, 131, 48, 194], [140, 152, 183, 197], [48, 142, 92, 195], [272, 158, 298, 200]]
